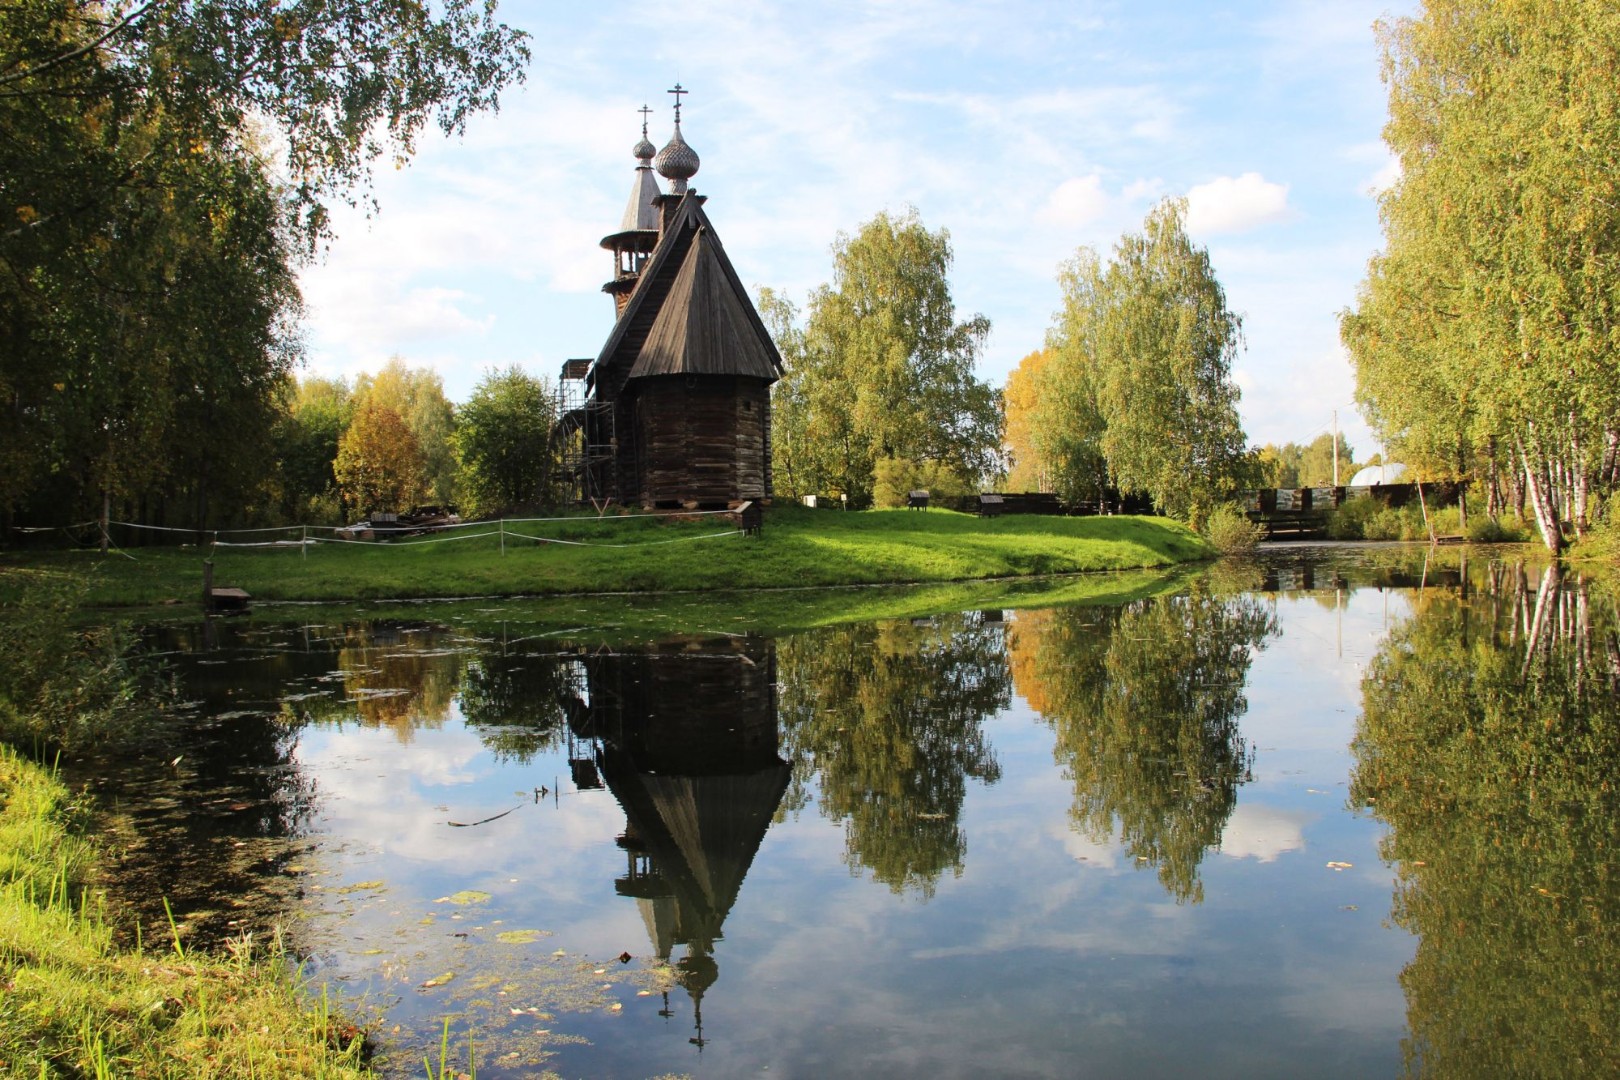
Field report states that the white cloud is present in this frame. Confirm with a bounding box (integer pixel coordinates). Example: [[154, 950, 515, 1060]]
[[1041, 175, 1110, 227], [1218, 802, 1313, 863], [1366, 156, 1401, 195], [1186, 172, 1294, 234]]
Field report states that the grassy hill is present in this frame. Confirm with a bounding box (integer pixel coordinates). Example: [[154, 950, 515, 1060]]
[[1, 506, 1211, 608]]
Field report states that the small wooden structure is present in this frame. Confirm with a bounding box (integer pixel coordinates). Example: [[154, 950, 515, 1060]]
[[976, 493, 1004, 518], [907, 490, 930, 510], [201, 560, 249, 614], [1238, 481, 1462, 538]]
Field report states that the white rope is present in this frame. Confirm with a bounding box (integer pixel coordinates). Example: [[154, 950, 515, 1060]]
[[211, 539, 317, 549], [501, 527, 743, 548], [308, 529, 501, 547], [14, 521, 99, 533]]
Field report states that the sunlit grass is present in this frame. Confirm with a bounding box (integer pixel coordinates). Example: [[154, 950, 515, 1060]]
[[0, 506, 1211, 608], [0, 745, 371, 1079]]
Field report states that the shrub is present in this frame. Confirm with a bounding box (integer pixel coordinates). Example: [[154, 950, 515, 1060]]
[[872, 457, 974, 509], [1362, 506, 1409, 540], [1467, 513, 1533, 544], [1202, 502, 1265, 554], [1327, 496, 1379, 539]]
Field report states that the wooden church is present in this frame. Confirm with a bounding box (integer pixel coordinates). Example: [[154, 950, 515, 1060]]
[[557, 89, 784, 509]]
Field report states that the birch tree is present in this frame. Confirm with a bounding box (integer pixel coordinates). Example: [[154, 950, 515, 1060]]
[[1039, 200, 1250, 523], [1344, 0, 1620, 553], [767, 210, 1002, 504]]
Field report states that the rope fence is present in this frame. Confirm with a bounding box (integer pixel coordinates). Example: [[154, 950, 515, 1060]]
[[9, 510, 751, 557]]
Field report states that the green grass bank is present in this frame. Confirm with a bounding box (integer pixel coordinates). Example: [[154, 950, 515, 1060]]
[[1, 507, 1210, 608], [0, 745, 369, 1078]]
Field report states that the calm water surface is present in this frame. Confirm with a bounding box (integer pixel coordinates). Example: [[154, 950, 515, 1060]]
[[85, 548, 1620, 1078]]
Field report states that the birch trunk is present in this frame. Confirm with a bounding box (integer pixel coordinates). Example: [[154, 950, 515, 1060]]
[[1517, 429, 1563, 555]]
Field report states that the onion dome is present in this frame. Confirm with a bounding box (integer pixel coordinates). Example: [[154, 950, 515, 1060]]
[[656, 125, 699, 193], [656, 83, 699, 194]]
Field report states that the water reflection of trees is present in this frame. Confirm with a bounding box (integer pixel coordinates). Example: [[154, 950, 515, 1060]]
[[777, 614, 1010, 899], [457, 646, 580, 763], [1352, 563, 1620, 1078], [1006, 589, 1279, 903], [331, 623, 462, 740]]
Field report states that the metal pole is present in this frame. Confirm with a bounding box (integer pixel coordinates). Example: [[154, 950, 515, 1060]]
[[1332, 409, 1339, 486], [500, 518, 506, 556], [301, 524, 307, 560]]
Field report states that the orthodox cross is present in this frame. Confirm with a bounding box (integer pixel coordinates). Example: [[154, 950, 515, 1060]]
[[668, 83, 688, 123], [638, 103, 652, 137]]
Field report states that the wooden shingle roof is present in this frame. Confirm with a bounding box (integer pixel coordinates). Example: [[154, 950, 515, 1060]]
[[595, 193, 784, 385]]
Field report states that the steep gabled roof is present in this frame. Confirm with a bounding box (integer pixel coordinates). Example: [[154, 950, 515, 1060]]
[[595, 192, 784, 384], [630, 227, 783, 380]]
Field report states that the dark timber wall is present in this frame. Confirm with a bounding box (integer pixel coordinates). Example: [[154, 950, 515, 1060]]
[[632, 375, 771, 508]]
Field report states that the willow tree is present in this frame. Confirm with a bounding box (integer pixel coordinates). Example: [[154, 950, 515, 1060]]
[[1343, 1, 1620, 553], [1039, 200, 1250, 523], [767, 210, 1002, 505]]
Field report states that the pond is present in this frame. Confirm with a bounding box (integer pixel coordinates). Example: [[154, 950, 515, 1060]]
[[78, 547, 1620, 1078]]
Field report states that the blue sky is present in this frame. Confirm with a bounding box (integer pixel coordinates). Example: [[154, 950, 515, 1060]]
[[296, 0, 1414, 457]]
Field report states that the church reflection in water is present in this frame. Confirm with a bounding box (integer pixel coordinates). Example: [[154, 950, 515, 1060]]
[[567, 635, 789, 1048]]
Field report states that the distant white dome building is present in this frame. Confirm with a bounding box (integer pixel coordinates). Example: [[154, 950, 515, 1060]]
[[1349, 462, 1409, 486]]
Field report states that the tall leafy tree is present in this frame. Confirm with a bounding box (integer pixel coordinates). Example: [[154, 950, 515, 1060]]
[[767, 209, 1002, 504], [333, 400, 426, 513], [454, 365, 557, 516], [759, 288, 817, 501], [1003, 348, 1054, 491], [272, 376, 354, 521], [1343, 0, 1620, 552], [353, 359, 458, 506], [0, 0, 527, 525], [1253, 432, 1357, 489], [1040, 200, 1250, 524], [1, 105, 303, 533]]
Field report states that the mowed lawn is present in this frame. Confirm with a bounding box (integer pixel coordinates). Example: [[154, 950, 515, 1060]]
[[0, 506, 1211, 607]]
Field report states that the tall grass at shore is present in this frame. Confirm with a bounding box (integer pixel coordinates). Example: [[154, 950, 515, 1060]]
[[0, 745, 370, 1078]]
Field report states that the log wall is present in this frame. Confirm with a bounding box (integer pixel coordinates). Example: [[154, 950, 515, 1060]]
[[631, 375, 771, 508]]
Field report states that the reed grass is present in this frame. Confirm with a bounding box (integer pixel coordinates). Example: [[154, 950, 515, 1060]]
[[0, 745, 371, 1078]]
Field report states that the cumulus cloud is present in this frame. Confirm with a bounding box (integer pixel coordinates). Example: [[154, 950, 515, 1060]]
[[1186, 172, 1294, 234], [1366, 156, 1401, 195], [1218, 802, 1312, 863], [1041, 174, 1111, 227]]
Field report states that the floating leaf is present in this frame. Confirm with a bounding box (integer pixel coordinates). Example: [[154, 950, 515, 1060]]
[[420, 971, 456, 989], [496, 929, 549, 944], [434, 890, 492, 906], [338, 880, 386, 894]]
